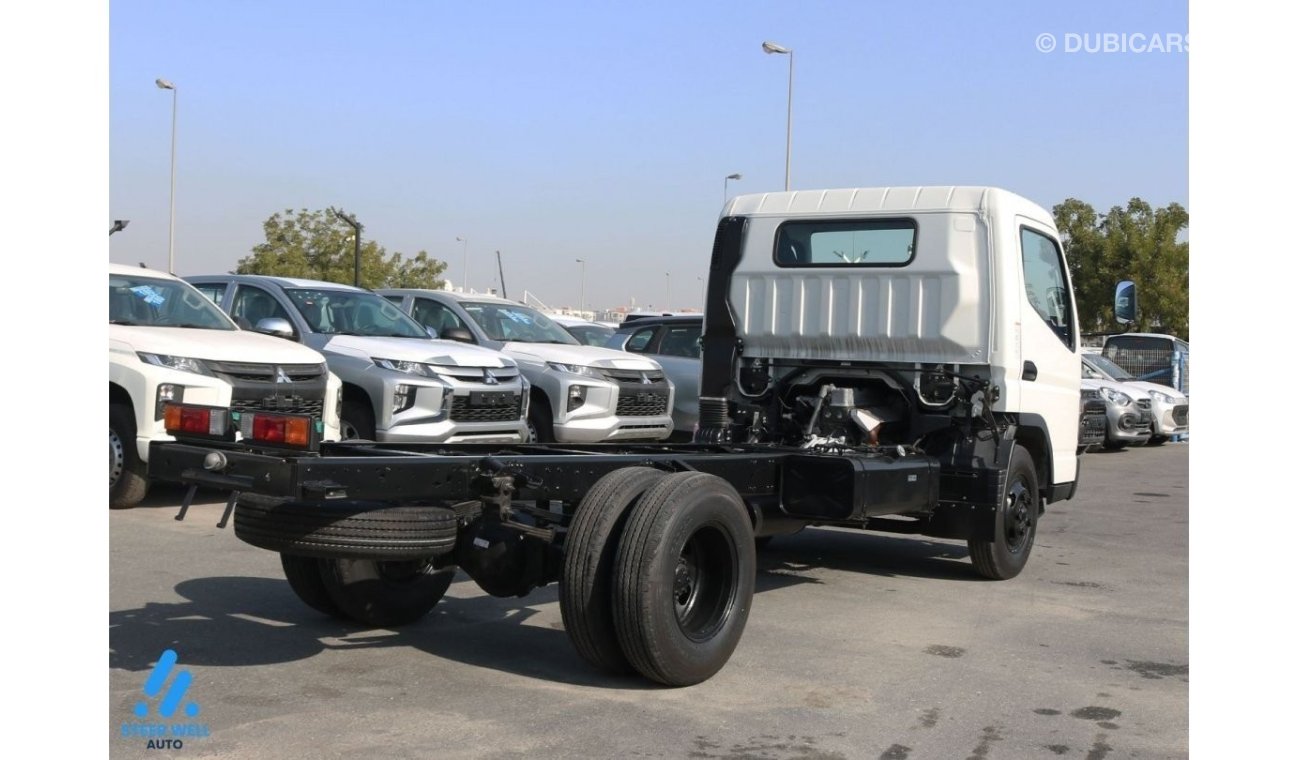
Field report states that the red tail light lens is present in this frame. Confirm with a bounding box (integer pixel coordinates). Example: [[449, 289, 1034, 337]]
[[163, 403, 228, 437], [241, 412, 315, 448]]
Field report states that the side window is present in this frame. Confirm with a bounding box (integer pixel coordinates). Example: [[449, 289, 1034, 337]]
[[231, 285, 293, 332], [623, 327, 659, 353], [193, 283, 226, 304], [411, 298, 468, 336], [657, 325, 702, 358], [1020, 228, 1075, 349]]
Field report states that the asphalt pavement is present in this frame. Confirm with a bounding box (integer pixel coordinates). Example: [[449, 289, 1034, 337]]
[[110, 444, 1189, 759]]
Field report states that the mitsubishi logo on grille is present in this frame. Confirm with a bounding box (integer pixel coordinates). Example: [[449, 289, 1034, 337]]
[[483, 369, 500, 385], [641, 372, 652, 384], [274, 366, 292, 384]]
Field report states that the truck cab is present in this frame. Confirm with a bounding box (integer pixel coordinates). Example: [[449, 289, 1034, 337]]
[[698, 186, 1082, 531]]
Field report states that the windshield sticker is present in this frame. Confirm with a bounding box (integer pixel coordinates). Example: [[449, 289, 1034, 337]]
[[131, 285, 166, 308]]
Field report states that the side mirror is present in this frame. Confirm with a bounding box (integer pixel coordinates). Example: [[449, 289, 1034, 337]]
[[425, 326, 439, 339], [255, 317, 295, 339], [1114, 281, 1137, 325], [440, 326, 475, 343]]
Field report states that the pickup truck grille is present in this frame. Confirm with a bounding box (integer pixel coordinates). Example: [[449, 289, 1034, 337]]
[[1173, 404, 1189, 426], [207, 361, 329, 418], [616, 391, 670, 417], [599, 368, 668, 385], [450, 393, 523, 422], [433, 365, 521, 384]]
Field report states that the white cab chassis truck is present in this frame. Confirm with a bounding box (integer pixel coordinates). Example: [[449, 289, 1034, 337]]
[[150, 187, 1098, 688]]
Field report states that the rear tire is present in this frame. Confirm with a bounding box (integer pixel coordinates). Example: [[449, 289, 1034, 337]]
[[319, 557, 455, 627], [612, 472, 755, 686], [560, 467, 668, 675], [280, 554, 346, 618], [967, 445, 1038, 580], [110, 402, 149, 509]]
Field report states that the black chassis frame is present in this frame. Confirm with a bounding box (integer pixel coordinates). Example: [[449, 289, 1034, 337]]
[[149, 433, 1011, 548]]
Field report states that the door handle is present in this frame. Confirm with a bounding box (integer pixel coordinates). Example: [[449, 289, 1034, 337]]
[[1022, 361, 1038, 381]]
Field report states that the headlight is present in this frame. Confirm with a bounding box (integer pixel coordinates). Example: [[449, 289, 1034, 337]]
[[373, 358, 435, 377], [548, 362, 598, 377], [1150, 390, 1177, 404], [1099, 387, 1132, 406], [137, 353, 213, 376]]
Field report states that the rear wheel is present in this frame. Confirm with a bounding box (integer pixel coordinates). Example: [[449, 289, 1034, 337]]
[[560, 467, 667, 675], [967, 445, 1038, 580], [280, 554, 346, 618], [318, 557, 455, 627], [109, 403, 148, 509], [612, 472, 755, 686]]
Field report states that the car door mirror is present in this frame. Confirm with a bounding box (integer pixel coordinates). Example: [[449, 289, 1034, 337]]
[[255, 317, 295, 339], [1114, 281, 1137, 325], [425, 326, 439, 339], [440, 326, 475, 343]]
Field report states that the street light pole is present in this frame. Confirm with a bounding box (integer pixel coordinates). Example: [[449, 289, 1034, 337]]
[[330, 208, 363, 287], [575, 258, 586, 314], [698, 276, 705, 308], [761, 42, 794, 191], [456, 236, 469, 292], [724, 173, 742, 205], [155, 78, 178, 271], [665, 272, 670, 310], [109, 220, 130, 236]]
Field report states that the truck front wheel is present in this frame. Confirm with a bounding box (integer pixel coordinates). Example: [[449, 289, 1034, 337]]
[[968, 444, 1038, 580], [109, 403, 148, 509], [612, 472, 755, 686], [318, 558, 455, 627]]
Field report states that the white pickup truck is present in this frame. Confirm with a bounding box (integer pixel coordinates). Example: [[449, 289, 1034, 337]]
[[109, 264, 342, 508]]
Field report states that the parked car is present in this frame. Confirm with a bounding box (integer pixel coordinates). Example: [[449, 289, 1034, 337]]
[[548, 314, 615, 347], [605, 315, 702, 439], [1082, 352, 1188, 446], [377, 290, 674, 443], [1080, 361, 1154, 450], [110, 264, 342, 508], [187, 275, 528, 443]]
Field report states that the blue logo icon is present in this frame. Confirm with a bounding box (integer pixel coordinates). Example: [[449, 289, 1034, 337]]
[[135, 649, 200, 719]]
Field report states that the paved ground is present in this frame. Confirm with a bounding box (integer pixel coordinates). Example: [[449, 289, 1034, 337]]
[[110, 444, 1188, 759]]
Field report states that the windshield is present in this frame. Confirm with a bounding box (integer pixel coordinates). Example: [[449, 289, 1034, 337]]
[[565, 324, 615, 346], [284, 288, 429, 338], [109, 274, 236, 330], [1085, 354, 1133, 380], [460, 302, 578, 344]]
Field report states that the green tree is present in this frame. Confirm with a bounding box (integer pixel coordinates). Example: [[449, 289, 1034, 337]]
[[1053, 197, 1189, 338], [236, 209, 447, 290]]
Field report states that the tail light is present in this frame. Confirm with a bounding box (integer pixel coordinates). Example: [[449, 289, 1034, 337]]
[[163, 403, 231, 440], [239, 411, 320, 450]]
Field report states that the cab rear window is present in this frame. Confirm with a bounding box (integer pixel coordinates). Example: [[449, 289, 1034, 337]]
[[773, 219, 917, 267]]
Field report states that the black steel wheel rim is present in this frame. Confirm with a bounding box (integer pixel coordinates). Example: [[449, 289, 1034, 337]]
[[109, 427, 125, 487], [672, 523, 737, 642], [1004, 478, 1034, 554]]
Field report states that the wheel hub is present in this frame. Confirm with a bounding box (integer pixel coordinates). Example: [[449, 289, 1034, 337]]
[[109, 428, 125, 487], [1004, 480, 1033, 553]]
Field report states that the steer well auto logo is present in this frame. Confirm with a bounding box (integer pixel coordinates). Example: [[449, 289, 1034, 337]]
[[120, 649, 211, 749]]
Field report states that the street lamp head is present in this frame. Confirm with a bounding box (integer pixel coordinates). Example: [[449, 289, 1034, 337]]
[[726, 173, 742, 180], [155, 78, 176, 90], [456, 236, 466, 243], [761, 41, 790, 55], [109, 219, 130, 235]]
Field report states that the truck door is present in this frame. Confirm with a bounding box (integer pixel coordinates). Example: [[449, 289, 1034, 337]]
[[1016, 221, 1080, 485]]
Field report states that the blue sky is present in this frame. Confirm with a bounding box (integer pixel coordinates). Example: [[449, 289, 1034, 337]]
[[109, 0, 1188, 311]]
